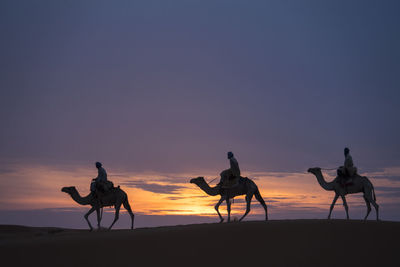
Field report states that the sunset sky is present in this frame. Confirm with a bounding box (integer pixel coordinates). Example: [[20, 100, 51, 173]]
[[1, 0, 399, 228]]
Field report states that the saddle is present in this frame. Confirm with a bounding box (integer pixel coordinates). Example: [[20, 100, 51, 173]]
[[96, 180, 114, 192], [338, 175, 357, 188], [93, 184, 120, 207], [92, 180, 116, 199], [221, 176, 246, 189]]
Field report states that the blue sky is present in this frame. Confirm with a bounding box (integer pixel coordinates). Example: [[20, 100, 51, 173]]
[[1, 0, 399, 173]]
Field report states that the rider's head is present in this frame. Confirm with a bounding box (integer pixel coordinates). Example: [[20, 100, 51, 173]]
[[344, 147, 350, 156], [95, 162, 102, 168], [227, 152, 234, 159]]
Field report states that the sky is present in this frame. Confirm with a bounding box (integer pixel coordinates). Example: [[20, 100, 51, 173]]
[[0, 0, 399, 228]]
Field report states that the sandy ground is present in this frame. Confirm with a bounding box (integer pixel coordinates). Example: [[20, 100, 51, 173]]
[[0, 220, 399, 267]]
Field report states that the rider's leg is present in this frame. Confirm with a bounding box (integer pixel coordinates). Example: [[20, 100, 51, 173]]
[[219, 169, 231, 188]]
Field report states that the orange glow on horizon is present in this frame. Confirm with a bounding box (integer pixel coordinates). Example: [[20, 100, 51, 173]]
[[0, 164, 399, 219]]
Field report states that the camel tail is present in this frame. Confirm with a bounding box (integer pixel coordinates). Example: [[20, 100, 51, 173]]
[[123, 198, 132, 212], [366, 177, 376, 201], [254, 189, 268, 220], [122, 193, 135, 229], [254, 189, 265, 205], [122, 192, 131, 211], [372, 184, 376, 202]]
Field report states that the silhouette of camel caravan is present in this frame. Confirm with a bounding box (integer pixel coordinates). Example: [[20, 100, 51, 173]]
[[190, 176, 268, 222], [308, 167, 379, 221], [61, 186, 134, 230]]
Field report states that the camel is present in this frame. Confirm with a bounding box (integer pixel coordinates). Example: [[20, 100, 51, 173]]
[[190, 177, 268, 223], [61, 186, 134, 230], [307, 167, 379, 221]]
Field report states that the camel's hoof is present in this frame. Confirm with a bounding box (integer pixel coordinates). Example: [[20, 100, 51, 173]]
[[219, 219, 224, 223]]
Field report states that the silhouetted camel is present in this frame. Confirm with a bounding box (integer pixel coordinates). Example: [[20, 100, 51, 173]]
[[190, 177, 268, 222], [308, 167, 379, 220], [61, 186, 134, 230]]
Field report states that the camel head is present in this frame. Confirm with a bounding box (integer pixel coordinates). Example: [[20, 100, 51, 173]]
[[307, 167, 321, 175], [61, 186, 77, 195], [190, 177, 205, 185]]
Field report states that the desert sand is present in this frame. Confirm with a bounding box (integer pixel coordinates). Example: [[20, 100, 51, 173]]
[[0, 220, 399, 267]]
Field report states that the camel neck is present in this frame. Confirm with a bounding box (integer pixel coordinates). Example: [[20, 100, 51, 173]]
[[315, 171, 334, 191], [69, 189, 92, 205], [196, 180, 220, 196]]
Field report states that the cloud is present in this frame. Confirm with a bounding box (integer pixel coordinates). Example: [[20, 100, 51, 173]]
[[249, 172, 296, 179], [266, 195, 309, 201], [375, 186, 400, 192], [263, 199, 281, 203], [164, 195, 208, 201], [363, 167, 400, 182], [120, 181, 185, 194], [147, 209, 196, 213], [371, 175, 400, 181], [375, 186, 400, 198], [0, 167, 15, 175]]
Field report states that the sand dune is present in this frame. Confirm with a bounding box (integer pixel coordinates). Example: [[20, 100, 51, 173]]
[[0, 220, 398, 267]]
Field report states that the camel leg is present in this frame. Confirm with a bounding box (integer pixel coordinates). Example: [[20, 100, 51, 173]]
[[96, 208, 101, 229], [254, 189, 268, 221], [366, 192, 379, 221], [363, 195, 371, 221], [239, 193, 253, 222], [328, 194, 339, 219], [123, 199, 135, 229], [215, 197, 225, 223], [108, 204, 121, 230], [341, 195, 349, 220], [371, 200, 379, 221], [226, 198, 232, 223], [84, 206, 96, 231]]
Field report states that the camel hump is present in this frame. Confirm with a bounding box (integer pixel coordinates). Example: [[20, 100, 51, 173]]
[[111, 185, 120, 191], [240, 176, 249, 182], [354, 174, 368, 181], [238, 176, 250, 185]]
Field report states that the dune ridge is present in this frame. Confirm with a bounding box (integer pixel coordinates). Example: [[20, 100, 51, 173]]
[[0, 220, 398, 267]]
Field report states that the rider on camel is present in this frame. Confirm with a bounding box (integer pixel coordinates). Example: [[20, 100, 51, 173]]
[[337, 147, 358, 187], [218, 152, 241, 188], [90, 162, 109, 198]]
